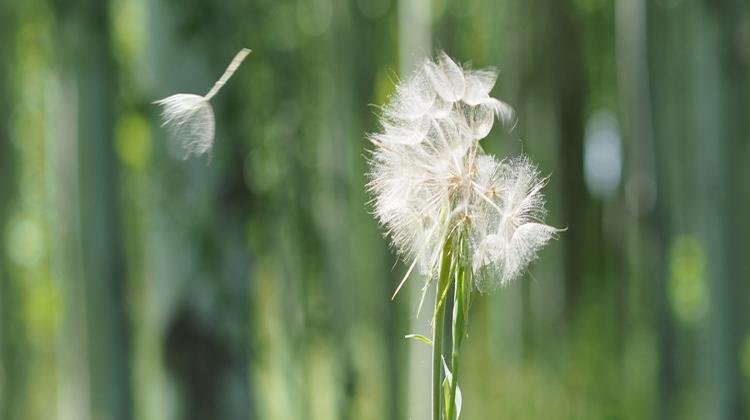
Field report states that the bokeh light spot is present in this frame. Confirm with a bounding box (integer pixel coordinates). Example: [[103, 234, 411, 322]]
[[5, 213, 45, 268], [25, 281, 60, 347], [584, 110, 622, 199], [668, 234, 708, 325], [116, 112, 151, 169], [296, 0, 333, 37]]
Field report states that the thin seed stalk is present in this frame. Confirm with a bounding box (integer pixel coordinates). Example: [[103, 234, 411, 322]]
[[433, 240, 452, 420]]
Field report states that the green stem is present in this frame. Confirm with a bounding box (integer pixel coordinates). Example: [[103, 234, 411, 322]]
[[447, 263, 466, 420], [433, 240, 452, 420]]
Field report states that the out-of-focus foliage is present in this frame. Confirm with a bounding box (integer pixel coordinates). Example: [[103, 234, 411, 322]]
[[0, 0, 749, 420]]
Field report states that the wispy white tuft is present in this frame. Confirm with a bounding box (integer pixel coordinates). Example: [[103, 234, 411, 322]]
[[367, 51, 558, 294], [153, 93, 216, 157], [154, 48, 251, 159], [470, 156, 559, 291]]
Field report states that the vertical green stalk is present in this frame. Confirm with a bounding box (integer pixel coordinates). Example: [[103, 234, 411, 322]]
[[447, 259, 466, 420], [433, 240, 452, 420]]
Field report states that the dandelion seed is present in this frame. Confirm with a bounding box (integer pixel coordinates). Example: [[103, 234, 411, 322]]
[[154, 48, 251, 159]]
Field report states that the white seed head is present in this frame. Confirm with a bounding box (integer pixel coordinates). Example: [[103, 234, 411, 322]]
[[367, 52, 558, 292]]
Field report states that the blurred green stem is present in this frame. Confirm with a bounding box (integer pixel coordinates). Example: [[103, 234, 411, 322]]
[[433, 240, 452, 420]]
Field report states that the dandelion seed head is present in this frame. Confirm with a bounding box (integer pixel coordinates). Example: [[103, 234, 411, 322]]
[[367, 52, 557, 292]]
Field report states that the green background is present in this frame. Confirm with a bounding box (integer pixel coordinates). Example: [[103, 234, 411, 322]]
[[1, 0, 749, 419]]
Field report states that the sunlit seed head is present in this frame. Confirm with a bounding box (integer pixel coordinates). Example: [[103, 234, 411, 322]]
[[367, 51, 558, 294]]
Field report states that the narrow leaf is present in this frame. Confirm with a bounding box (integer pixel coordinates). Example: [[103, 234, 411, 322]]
[[442, 356, 463, 419], [404, 334, 432, 346], [443, 377, 451, 417]]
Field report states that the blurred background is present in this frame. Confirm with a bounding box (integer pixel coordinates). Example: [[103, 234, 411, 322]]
[[1, 0, 749, 419]]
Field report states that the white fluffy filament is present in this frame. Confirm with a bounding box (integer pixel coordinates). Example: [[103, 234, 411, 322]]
[[154, 48, 251, 159]]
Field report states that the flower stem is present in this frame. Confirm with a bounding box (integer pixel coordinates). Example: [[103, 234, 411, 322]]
[[447, 261, 466, 420], [433, 240, 452, 420]]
